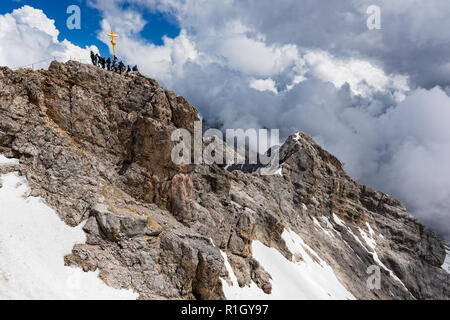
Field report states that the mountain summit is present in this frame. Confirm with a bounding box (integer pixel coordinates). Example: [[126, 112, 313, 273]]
[[0, 61, 448, 299]]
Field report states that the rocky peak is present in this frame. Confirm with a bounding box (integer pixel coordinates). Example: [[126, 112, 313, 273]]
[[0, 61, 448, 300]]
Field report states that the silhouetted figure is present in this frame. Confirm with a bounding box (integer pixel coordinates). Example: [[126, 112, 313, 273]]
[[100, 57, 106, 69], [95, 53, 100, 67], [118, 61, 125, 74], [127, 65, 131, 74], [132, 65, 138, 73], [112, 56, 118, 72], [90, 51, 96, 66], [106, 57, 111, 71]]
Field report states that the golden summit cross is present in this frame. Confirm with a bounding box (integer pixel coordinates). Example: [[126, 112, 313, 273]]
[[107, 30, 118, 56]]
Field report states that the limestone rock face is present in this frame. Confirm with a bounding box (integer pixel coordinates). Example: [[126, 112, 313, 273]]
[[0, 61, 448, 300]]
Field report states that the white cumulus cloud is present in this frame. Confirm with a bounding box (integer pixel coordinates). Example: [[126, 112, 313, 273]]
[[0, 5, 98, 70], [249, 78, 278, 94]]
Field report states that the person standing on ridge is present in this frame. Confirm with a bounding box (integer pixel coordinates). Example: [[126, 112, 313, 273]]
[[106, 57, 111, 71], [90, 51, 96, 66], [112, 56, 118, 72], [118, 61, 124, 74]]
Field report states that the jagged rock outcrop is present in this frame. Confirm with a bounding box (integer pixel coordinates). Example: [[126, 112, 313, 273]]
[[0, 61, 448, 300]]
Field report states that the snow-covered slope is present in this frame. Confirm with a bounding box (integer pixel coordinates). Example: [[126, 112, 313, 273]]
[[443, 242, 450, 275], [0, 159, 137, 300], [221, 229, 355, 300], [0, 155, 19, 166]]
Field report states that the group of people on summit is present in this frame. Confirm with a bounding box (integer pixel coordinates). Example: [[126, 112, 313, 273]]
[[90, 51, 138, 75]]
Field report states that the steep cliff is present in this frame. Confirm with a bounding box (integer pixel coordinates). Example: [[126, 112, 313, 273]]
[[0, 61, 448, 299]]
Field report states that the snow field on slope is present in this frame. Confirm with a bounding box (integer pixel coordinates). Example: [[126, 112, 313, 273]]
[[0, 161, 138, 300], [220, 229, 354, 300]]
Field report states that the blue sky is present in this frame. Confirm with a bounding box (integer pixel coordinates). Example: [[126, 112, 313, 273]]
[[1, 0, 180, 57]]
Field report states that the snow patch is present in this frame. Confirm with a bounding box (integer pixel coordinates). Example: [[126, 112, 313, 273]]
[[359, 227, 376, 251], [332, 213, 346, 227], [274, 167, 283, 176], [370, 248, 408, 291], [312, 217, 333, 238], [0, 170, 138, 300], [358, 223, 408, 291], [331, 214, 409, 292], [0, 155, 19, 166], [443, 244, 450, 275], [221, 229, 354, 300], [366, 222, 376, 238], [321, 216, 334, 230], [220, 250, 268, 300], [332, 214, 366, 249]]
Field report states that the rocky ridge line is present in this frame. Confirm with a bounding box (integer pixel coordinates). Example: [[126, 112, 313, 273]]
[[0, 61, 449, 299]]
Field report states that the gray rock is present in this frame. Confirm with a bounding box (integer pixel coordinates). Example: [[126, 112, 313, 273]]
[[0, 61, 448, 300]]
